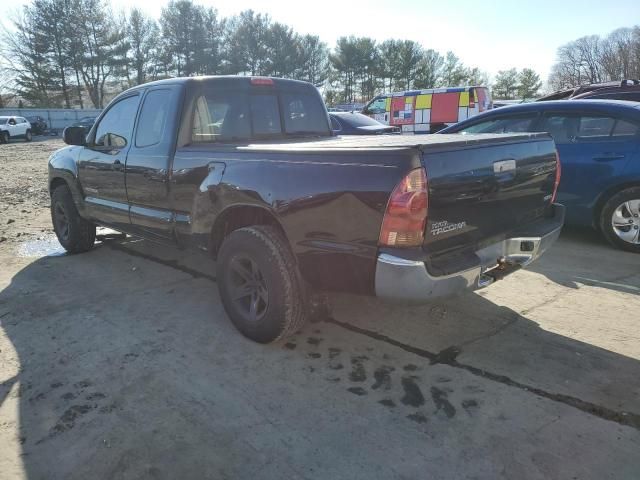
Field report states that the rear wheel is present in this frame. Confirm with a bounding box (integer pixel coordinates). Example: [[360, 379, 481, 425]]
[[0, 131, 8, 144], [216, 225, 307, 343], [51, 184, 96, 253], [599, 187, 640, 253], [25, 130, 32, 142]]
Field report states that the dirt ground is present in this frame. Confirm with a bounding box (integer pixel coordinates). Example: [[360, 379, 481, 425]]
[[1, 138, 640, 479]]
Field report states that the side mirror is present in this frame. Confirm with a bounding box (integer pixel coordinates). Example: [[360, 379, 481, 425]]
[[63, 126, 87, 146], [95, 132, 127, 149]]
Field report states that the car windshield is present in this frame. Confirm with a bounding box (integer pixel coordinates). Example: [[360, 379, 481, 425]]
[[0, 118, 8, 125], [334, 113, 384, 127]]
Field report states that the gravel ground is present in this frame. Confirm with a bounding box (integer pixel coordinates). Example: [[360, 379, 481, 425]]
[[0, 138, 62, 246]]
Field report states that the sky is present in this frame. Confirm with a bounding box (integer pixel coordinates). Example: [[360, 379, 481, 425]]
[[1, 0, 638, 82]]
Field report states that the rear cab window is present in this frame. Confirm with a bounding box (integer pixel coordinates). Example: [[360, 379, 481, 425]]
[[191, 83, 330, 143]]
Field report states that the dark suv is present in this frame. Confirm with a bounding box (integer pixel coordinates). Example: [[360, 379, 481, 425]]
[[538, 79, 640, 102], [26, 115, 48, 135]]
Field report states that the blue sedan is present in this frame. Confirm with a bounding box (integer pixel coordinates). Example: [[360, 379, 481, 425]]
[[440, 100, 640, 252]]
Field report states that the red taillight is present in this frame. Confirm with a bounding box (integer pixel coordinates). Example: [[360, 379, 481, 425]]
[[379, 168, 428, 247], [551, 151, 561, 203], [251, 77, 274, 86]]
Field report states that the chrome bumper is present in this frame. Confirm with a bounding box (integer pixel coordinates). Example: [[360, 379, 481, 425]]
[[375, 206, 564, 303]]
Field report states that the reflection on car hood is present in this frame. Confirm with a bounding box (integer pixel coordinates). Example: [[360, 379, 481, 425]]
[[357, 125, 395, 131]]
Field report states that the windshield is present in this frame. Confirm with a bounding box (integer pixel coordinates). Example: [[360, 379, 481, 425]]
[[334, 113, 384, 127], [0, 118, 8, 125], [191, 89, 330, 143]]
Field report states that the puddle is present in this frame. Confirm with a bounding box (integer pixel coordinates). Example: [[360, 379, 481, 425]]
[[17, 236, 67, 258], [17, 228, 125, 258]]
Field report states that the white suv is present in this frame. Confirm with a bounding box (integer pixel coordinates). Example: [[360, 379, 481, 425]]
[[0, 116, 33, 143]]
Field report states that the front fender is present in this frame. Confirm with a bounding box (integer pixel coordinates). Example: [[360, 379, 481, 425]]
[[48, 145, 87, 215]]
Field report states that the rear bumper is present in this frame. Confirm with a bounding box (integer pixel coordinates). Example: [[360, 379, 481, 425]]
[[374, 204, 565, 303]]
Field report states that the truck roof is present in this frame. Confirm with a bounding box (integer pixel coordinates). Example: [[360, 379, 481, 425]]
[[126, 75, 316, 92]]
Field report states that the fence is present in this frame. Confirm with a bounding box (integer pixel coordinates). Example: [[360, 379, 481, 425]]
[[0, 108, 102, 132]]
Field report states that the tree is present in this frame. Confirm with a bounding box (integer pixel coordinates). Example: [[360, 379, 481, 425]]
[[467, 67, 489, 86], [160, 0, 207, 76], [75, 0, 129, 108], [264, 22, 300, 78], [440, 51, 468, 86], [378, 39, 401, 91], [196, 7, 225, 75], [298, 35, 329, 87], [225, 10, 271, 75], [518, 68, 542, 99], [329, 37, 360, 102], [414, 49, 443, 89], [549, 26, 640, 91], [493, 68, 519, 99], [395, 40, 422, 90], [2, 9, 56, 106], [125, 8, 160, 85], [31, 0, 76, 107]]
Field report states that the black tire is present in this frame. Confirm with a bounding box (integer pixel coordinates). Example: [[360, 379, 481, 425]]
[[599, 186, 640, 253], [216, 225, 307, 343], [51, 184, 96, 253], [25, 130, 32, 142], [1, 131, 8, 144]]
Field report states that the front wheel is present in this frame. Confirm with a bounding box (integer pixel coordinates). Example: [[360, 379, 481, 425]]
[[25, 130, 32, 142], [0, 131, 8, 144], [51, 184, 96, 253], [599, 187, 640, 253], [216, 226, 307, 343]]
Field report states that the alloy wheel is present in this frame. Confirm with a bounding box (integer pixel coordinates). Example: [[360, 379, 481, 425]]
[[227, 254, 269, 322], [611, 200, 640, 245], [54, 202, 70, 241]]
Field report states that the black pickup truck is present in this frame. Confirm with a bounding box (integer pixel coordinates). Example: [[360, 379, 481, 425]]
[[49, 76, 564, 343]]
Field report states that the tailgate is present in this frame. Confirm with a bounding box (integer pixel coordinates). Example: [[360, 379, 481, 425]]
[[422, 134, 558, 264]]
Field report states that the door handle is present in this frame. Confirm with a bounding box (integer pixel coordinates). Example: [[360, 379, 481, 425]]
[[593, 153, 625, 162]]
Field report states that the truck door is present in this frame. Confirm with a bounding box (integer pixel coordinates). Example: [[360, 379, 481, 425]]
[[78, 93, 140, 229], [125, 86, 182, 241]]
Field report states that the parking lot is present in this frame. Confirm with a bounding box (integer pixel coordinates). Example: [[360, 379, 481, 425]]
[[1, 139, 640, 479]]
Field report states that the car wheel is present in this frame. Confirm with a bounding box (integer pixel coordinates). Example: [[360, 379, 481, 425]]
[[1, 131, 9, 144], [25, 129, 32, 142], [599, 187, 640, 253], [51, 184, 96, 253], [216, 225, 307, 343]]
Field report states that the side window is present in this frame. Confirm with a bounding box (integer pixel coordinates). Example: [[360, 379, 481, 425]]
[[538, 115, 579, 144], [577, 116, 614, 138], [251, 94, 281, 135], [94, 95, 139, 148], [136, 90, 171, 147], [460, 115, 537, 134], [612, 119, 640, 137], [365, 97, 387, 115]]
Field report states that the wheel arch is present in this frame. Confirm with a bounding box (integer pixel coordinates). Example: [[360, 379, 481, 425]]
[[592, 180, 640, 229], [209, 205, 289, 259]]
